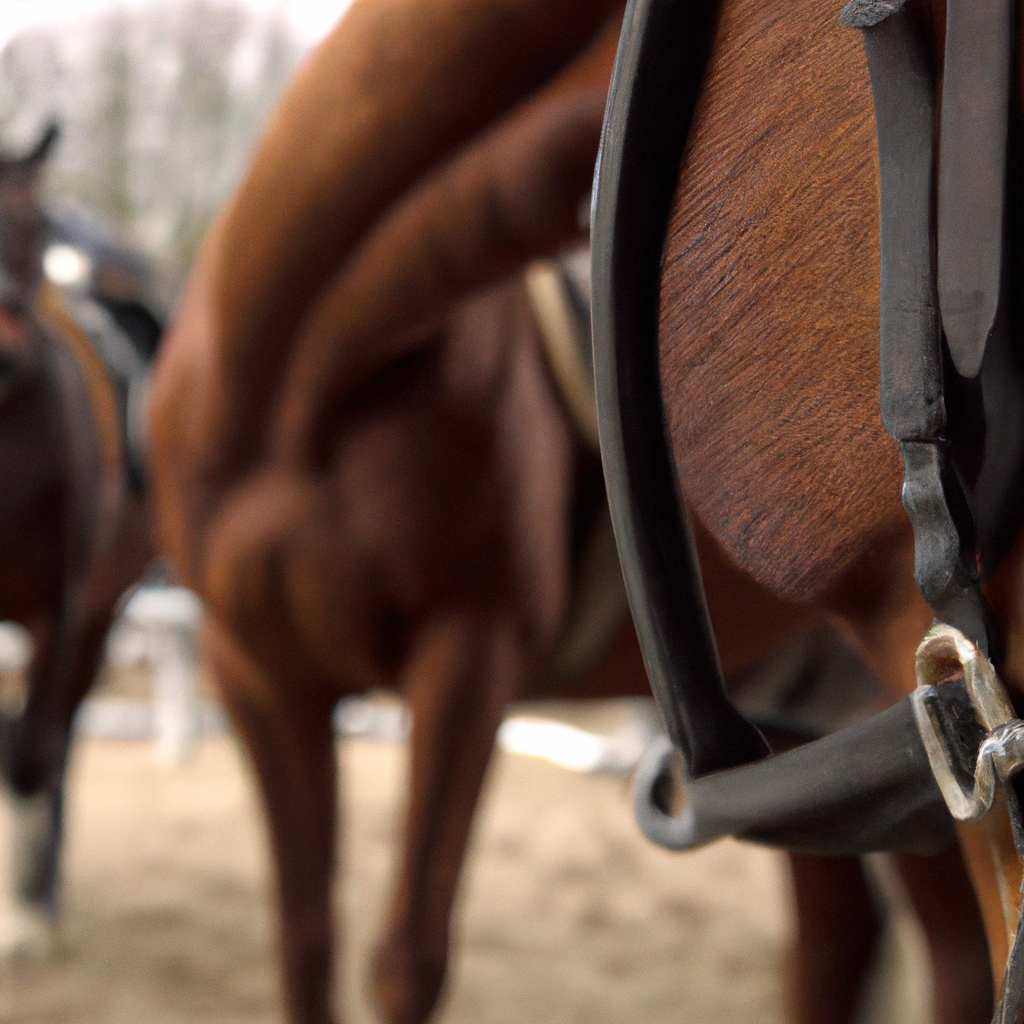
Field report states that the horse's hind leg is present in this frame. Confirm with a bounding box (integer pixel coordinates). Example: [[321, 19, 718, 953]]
[[894, 846, 992, 1024], [784, 852, 881, 1024], [0, 782, 62, 957], [373, 612, 523, 1024], [0, 603, 113, 959], [205, 619, 339, 1024]]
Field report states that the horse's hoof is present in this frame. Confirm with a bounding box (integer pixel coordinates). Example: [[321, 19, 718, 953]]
[[372, 934, 447, 1024], [0, 906, 55, 961]]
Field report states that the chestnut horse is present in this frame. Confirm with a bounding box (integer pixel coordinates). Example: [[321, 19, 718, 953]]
[[0, 132, 152, 955], [148, 0, 992, 1022]]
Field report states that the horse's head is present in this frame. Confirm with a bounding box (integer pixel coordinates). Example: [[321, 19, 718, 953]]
[[0, 123, 58, 315]]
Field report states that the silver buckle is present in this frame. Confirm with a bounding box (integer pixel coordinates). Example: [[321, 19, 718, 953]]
[[912, 623, 1024, 821]]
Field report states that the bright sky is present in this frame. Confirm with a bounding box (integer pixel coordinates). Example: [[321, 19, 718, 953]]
[[0, 0, 351, 53]]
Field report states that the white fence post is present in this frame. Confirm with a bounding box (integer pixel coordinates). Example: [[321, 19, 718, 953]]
[[121, 587, 204, 766]]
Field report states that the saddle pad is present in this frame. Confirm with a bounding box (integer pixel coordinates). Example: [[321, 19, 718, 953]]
[[525, 245, 600, 450], [58, 289, 151, 491]]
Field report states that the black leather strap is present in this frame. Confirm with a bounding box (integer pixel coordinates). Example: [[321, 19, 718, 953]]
[[938, 0, 1015, 380], [840, 0, 943, 443], [592, 0, 769, 777], [842, 0, 997, 651], [634, 697, 954, 854]]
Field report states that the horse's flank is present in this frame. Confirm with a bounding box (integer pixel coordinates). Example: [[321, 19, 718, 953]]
[[661, 0, 896, 603]]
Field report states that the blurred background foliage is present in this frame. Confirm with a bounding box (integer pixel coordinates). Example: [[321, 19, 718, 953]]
[[0, 1, 306, 295]]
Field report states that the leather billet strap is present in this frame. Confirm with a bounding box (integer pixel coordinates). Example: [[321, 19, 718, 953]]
[[838, 0, 942, 443], [845, 1, 1024, 1015], [840, 0, 996, 652], [938, 0, 1014, 380]]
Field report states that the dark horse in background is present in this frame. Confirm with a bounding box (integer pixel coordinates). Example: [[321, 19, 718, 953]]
[[0, 128, 153, 956], [149, 0, 991, 1021]]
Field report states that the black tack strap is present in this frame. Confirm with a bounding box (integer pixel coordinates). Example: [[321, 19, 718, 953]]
[[843, 0, 991, 651], [840, 0, 943, 443], [938, 0, 1014, 380], [844, 4, 1024, 1018], [900, 440, 989, 650], [634, 697, 954, 855], [592, 0, 771, 777]]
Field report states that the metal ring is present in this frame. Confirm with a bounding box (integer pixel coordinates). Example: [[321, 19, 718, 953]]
[[912, 622, 1022, 821]]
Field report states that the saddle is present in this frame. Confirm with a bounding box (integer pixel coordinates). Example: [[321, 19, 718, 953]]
[[63, 292, 152, 490], [44, 218, 164, 491]]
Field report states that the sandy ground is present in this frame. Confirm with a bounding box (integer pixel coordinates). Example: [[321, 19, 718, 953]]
[[0, 717, 933, 1024]]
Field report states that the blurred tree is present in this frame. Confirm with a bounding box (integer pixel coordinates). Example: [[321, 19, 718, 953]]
[[0, 32, 63, 153], [164, 1, 244, 264], [0, 1, 305, 290], [88, 11, 136, 223]]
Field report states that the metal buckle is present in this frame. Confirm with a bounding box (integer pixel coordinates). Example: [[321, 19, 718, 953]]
[[912, 623, 1024, 821]]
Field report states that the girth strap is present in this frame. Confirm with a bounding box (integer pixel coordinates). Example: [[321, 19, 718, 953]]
[[840, 0, 942, 443]]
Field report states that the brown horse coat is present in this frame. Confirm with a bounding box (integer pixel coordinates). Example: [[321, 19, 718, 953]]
[[149, 0, 994, 1021], [151, 12, 649, 1019]]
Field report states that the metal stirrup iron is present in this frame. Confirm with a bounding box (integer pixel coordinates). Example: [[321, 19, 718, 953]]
[[592, 0, 1024, 1015], [593, 0, 954, 863]]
